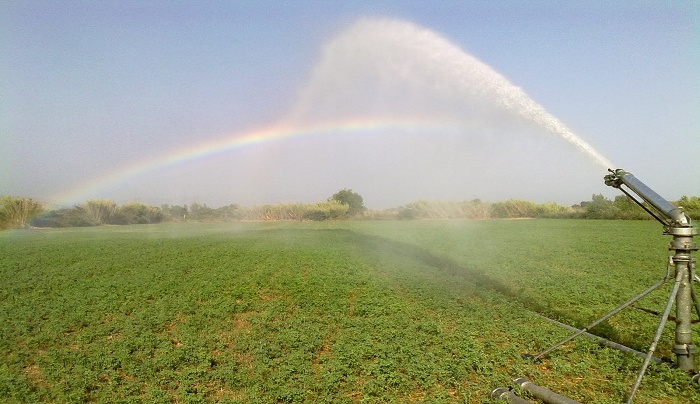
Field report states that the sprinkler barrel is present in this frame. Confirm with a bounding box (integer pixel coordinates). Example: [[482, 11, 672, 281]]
[[604, 169, 694, 230]]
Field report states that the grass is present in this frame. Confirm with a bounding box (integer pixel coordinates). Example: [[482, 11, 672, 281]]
[[1, 220, 699, 403]]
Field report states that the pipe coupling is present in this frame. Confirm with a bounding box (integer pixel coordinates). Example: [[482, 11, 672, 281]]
[[672, 343, 697, 355], [668, 238, 698, 251]]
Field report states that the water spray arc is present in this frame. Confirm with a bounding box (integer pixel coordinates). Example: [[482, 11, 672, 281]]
[[516, 169, 698, 403], [50, 18, 614, 209], [288, 18, 613, 170]]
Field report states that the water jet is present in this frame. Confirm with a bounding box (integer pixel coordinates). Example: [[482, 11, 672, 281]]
[[288, 18, 613, 170]]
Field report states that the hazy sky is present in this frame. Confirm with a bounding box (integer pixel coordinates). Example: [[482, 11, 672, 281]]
[[2, 1, 698, 209]]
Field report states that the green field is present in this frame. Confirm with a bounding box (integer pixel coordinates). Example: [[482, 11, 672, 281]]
[[1, 220, 699, 403]]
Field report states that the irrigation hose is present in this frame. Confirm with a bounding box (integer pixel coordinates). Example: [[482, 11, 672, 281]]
[[513, 378, 583, 404], [489, 387, 534, 404]]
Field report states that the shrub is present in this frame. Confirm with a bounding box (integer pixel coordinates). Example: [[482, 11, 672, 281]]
[[111, 202, 163, 224], [330, 189, 366, 216], [161, 204, 188, 221], [490, 200, 539, 218], [676, 196, 700, 220], [31, 207, 98, 228], [0, 196, 44, 229], [461, 199, 491, 219], [303, 200, 349, 221], [80, 199, 117, 225], [583, 194, 618, 219], [187, 202, 220, 221]]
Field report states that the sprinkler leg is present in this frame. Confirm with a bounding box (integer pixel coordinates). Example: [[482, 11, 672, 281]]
[[627, 267, 684, 403], [690, 278, 700, 322]]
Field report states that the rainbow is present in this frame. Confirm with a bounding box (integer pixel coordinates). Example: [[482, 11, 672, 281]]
[[47, 117, 463, 207]]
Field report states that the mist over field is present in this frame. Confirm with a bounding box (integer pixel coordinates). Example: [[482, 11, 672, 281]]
[[2, 220, 700, 402]]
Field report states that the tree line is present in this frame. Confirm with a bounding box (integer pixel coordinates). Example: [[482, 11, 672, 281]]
[[0, 189, 366, 229], [1, 191, 699, 230], [390, 195, 700, 220]]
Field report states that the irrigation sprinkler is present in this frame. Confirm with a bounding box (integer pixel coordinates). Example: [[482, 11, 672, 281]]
[[521, 169, 698, 403]]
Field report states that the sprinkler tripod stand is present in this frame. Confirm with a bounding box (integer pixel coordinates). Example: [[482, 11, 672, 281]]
[[522, 169, 698, 404]]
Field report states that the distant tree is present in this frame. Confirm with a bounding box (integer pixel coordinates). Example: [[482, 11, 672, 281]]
[[303, 200, 349, 221], [215, 204, 243, 220], [0, 196, 44, 229], [584, 194, 617, 219], [188, 202, 217, 221], [396, 201, 425, 220], [161, 204, 188, 221], [80, 199, 117, 225], [330, 189, 366, 216], [612, 195, 647, 220], [111, 202, 163, 224], [676, 196, 700, 220]]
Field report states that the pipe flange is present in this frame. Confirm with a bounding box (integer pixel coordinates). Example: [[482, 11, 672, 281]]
[[667, 227, 699, 237]]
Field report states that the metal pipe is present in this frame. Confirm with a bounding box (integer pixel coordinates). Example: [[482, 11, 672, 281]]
[[513, 378, 582, 404], [528, 277, 667, 362], [489, 387, 534, 404], [530, 312, 663, 365], [674, 256, 695, 372]]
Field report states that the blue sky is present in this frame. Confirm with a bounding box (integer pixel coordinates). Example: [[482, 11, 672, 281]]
[[1, 1, 698, 208]]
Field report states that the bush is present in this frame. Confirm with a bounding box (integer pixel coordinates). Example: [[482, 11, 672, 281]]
[[330, 189, 366, 216], [461, 199, 491, 219], [676, 196, 700, 221], [490, 200, 539, 218], [215, 204, 244, 221], [31, 207, 98, 228], [248, 201, 349, 221], [611, 195, 648, 220], [0, 196, 44, 229], [303, 200, 349, 221], [161, 204, 188, 221], [111, 202, 163, 224], [80, 199, 117, 225], [393, 199, 572, 220], [397, 200, 468, 220], [582, 194, 617, 219], [187, 202, 220, 221]]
